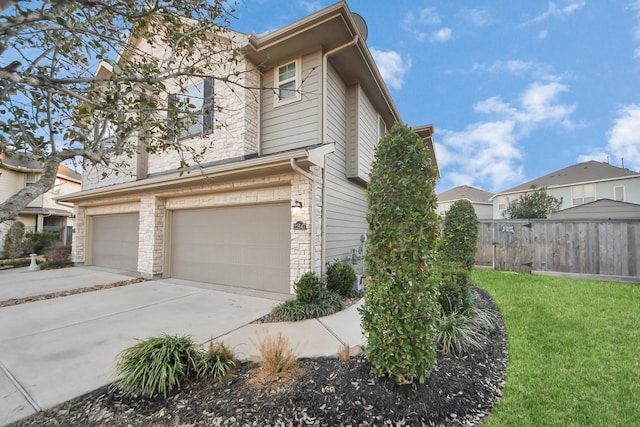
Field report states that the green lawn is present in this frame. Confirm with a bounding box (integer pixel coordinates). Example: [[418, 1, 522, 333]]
[[472, 269, 640, 427]]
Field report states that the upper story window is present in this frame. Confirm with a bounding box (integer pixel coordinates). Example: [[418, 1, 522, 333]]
[[378, 116, 386, 141], [26, 173, 37, 187], [274, 59, 301, 106], [168, 77, 214, 142], [614, 185, 625, 202], [498, 196, 508, 211], [572, 184, 595, 206]]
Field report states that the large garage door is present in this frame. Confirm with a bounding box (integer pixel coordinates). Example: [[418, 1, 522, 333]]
[[92, 213, 139, 272], [171, 204, 290, 293]]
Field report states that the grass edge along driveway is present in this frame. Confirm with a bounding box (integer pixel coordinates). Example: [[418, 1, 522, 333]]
[[473, 269, 639, 427]]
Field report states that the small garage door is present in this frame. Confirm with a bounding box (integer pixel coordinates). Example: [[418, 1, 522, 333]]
[[171, 204, 290, 293], [92, 213, 139, 271]]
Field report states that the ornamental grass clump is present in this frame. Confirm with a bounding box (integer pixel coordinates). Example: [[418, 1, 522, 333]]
[[359, 122, 441, 384], [256, 330, 298, 375], [270, 272, 343, 321], [198, 340, 236, 379], [436, 289, 501, 355], [114, 334, 202, 398]]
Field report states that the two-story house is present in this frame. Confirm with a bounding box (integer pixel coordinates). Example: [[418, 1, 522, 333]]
[[0, 151, 81, 254], [491, 160, 640, 219], [437, 185, 494, 220], [59, 2, 438, 295]]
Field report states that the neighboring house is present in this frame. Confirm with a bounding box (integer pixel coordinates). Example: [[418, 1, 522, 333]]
[[0, 151, 81, 254], [59, 2, 439, 295], [491, 161, 640, 219], [437, 185, 494, 220], [548, 199, 640, 220]]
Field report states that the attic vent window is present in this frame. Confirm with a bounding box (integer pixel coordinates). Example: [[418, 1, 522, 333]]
[[274, 58, 301, 106]]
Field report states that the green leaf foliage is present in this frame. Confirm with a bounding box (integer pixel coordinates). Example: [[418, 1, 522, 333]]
[[326, 260, 357, 296], [294, 271, 324, 304], [359, 122, 441, 384], [437, 261, 472, 315], [23, 231, 58, 255], [502, 186, 563, 219], [440, 199, 479, 271]]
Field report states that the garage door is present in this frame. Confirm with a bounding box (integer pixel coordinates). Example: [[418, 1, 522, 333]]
[[91, 213, 139, 271], [171, 204, 290, 293]]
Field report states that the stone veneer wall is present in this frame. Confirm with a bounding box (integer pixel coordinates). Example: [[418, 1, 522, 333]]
[[73, 170, 319, 293]]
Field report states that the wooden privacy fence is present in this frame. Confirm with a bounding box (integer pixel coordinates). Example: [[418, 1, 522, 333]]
[[476, 219, 640, 277]]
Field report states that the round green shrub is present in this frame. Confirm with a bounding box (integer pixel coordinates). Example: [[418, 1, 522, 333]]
[[438, 261, 471, 315], [440, 199, 479, 271], [326, 260, 357, 296], [23, 231, 58, 255], [359, 122, 441, 384], [294, 271, 324, 304]]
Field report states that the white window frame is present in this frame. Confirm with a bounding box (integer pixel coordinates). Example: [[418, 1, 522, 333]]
[[378, 115, 386, 141], [168, 77, 214, 143], [274, 58, 302, 107], [25, 173, 37, 187], [614, 185, 625, 202], [572, 184, 595, 206]]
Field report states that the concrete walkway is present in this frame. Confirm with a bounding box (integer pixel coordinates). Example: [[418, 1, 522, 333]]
[[0, 266, 365, 426]]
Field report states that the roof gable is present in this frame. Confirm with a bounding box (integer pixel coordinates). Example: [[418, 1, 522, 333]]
[[438, 185, 494, 203], [498, 161, 640, 195]]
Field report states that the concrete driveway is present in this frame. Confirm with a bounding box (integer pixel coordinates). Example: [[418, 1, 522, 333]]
[[0, 267, 281, 426]]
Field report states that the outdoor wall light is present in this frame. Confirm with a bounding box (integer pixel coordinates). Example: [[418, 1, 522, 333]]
[[292, 200, 303, 215]]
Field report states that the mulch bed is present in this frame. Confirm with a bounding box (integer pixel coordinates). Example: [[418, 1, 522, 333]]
[[0, 278, 146, 308], [12, 287, 507, 426]]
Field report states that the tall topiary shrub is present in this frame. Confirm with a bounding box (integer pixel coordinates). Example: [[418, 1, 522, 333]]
[[440, 199, 479, 271], [359, 122, 441, 384], [3, 221, 25, 259]]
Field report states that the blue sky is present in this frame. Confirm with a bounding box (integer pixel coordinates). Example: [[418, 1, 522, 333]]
[[232, 0, 640, 194]]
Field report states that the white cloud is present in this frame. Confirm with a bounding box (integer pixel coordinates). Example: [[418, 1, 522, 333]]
[[429, 27, 452, 43], [298, 0, 322, 13], [472, 59, 560, 81], [438, 81, 576, 192], [403, 8, 442, 42], [577, 150, 611, 164], [439, 121, 523, 191], [370, 48, 411, 90], [576, 105, 640, 170], [606, 104, 640, 169], [630, 1, 640, 58], [538, 30, 549, 40], [460, 8, 492, 27], [530, 0, 585, 23]]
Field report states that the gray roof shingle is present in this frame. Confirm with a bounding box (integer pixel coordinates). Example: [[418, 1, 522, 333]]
[[437, 185, 494, 203], [498, 161, 639, 194]]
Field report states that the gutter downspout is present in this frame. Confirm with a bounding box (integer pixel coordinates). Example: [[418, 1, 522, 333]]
[[320, 34, 359, 276]]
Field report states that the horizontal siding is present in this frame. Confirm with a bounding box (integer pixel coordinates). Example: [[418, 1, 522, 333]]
[[261, 52, 322, 155], [357, 86, 377, 180], [0, 171, 23, 202], [324, 66, 368, 272]]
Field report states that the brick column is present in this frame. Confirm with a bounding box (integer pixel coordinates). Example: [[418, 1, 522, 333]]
[[137, 195, 165, 278], [72, 206, 86, 264], [290, 173, 313, 292]]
